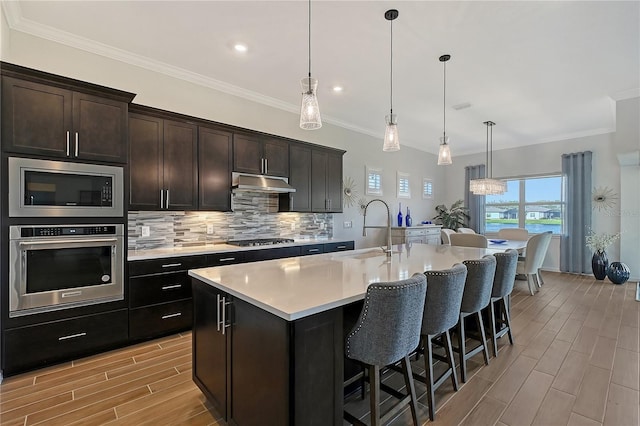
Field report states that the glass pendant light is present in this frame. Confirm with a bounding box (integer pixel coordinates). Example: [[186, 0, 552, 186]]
[[383, 9, 400, 152], [299, 0, 321, 130], [437, 54, 452, 165], [470, 121, 507, 195]]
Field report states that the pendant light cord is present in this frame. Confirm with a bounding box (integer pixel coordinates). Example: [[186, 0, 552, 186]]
[[308, 0, 311, 80], [489, 123, 493, 178], [390, 17, 393, 114], [443, 59, 446, 139]]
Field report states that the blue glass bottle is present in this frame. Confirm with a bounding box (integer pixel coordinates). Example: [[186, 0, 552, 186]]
[[397, 203, 403, 227], [406, 207, 412, 227]]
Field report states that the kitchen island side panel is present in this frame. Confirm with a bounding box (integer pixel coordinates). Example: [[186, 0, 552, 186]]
[[192, 278, 343, 425]]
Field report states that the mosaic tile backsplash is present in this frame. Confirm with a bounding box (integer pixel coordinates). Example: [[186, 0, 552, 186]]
[[128, 192, 333, 250]]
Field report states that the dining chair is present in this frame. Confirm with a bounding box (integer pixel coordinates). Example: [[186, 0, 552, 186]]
[[456, 255, 496, 382], [344, 273, 427, 426], [417, 263, 467, 421], [457, 227, 476, 234], [441, 228, 456, 245], [497, 228, 529, 240], [488, 249, 518, 357], [516, 231, 552, 295], [450, 233, 488, 248]]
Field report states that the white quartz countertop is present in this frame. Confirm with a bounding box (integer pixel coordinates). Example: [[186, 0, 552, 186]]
[[128, 238, 349, 261], [189, 243, 501, 321]]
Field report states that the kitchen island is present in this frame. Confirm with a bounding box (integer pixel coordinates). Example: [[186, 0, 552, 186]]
[[189, 243, 500, 426]]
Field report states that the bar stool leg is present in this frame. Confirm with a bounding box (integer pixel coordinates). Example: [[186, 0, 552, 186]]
[[369, 365, 381, 426], [401, 355, 419, 426], [444, 330, 459, 391], [458, 315, 468, 382], [424, 334, 436, 421], [502, 296, 514, 345], [475, 312, 491, 366], [489, 300, 499, 358]]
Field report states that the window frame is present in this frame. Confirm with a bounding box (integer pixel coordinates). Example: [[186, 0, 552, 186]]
[[484, 174, 564, 235], [365, 166, 383, 196]]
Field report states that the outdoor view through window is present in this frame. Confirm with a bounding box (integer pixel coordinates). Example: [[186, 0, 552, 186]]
[[485, 176, 563, 234]]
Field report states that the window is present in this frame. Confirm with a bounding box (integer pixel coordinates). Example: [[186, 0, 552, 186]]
[[422, 178, 433, 199], [365, 166, 383, 196], [485, 175, 563, 235], [397, 172, 410, 198]]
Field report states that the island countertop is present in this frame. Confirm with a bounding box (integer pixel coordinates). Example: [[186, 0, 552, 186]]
[[188, 243, 499, 321]]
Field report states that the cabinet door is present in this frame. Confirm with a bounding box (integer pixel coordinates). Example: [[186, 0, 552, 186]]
[[311, 149, 328, 212], [73, 92, 128, 163], [287, 143, 312, 212], [326, 152, 343, 212], [263, 138, 289, 177], [129, 114, 164, 210], [1, 77, 72, 158], [164, 120, 198, 210], [233, 133, 262, 174], [192, 281, 229, 419], [199, 126, 232, 211]]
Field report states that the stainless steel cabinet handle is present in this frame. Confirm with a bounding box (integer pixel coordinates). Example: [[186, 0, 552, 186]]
[[75, 132, 79, 157], [328, 199, 332, 210], [161, 312, 182, 320], [221, 297, 231, 335], [161, 263, 182, 268], [66, 131, 70, 156], [58, 332, 86, 341], [216, 294, 221, 331], [161, 284, 182, 290], [160, 190, 164, 209], [264, 158, 268, 175], [308, 248, 320, 253], [165, 189, 170, 209], [219, 257, 235, 262], [337, 245, 347, 249]]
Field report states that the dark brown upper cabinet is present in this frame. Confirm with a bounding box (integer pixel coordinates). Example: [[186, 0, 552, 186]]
[[279, 143, 312, 212], [311, 148, 344, 213], [233, 134, 289, 177], [129, 113, 197, 211], [199, 126, 233, 211], [1, 68, 133, 164]]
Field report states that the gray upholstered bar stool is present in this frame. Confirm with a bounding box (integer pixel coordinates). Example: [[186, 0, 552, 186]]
[[488, 249, 519, 357], [415, 263, 467, 421], [344, 273, 427, 426], [456, 255, 496, 382]]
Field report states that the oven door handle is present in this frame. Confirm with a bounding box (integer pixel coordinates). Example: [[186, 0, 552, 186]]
[[19, 238, 119, 247]]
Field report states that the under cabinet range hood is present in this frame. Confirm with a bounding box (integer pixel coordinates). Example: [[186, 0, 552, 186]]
[[231, 172, 296, 193]]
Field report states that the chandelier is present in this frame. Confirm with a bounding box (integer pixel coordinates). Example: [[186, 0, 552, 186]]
[[470, 121, 506, 195]]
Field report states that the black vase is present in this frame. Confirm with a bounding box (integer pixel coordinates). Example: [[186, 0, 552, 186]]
[[591, 250, 608, 280], [607, 262, 630, 285]]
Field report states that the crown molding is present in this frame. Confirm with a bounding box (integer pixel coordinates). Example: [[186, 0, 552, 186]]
[[3, 5, 384, 142], [610, 88, 640, 101]]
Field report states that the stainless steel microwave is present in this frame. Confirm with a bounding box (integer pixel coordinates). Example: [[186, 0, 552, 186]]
[[8, 157, 124, 217]]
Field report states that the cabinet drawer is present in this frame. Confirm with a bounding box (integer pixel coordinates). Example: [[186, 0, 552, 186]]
[[129, 255, 208, 276], [424, 227, 441, 236], [129, 273, 192, 308], [325, 241, 354, 252], [406, 228, 427, 237], [300, 244, 325, 255], [3, 309, 128, 374], [129, 299, 193, 340], [207, 251, 248, 266]]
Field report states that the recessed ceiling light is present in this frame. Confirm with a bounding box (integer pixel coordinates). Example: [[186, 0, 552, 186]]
[[234, 43, 248, 53], [333, 86, 343, 93]]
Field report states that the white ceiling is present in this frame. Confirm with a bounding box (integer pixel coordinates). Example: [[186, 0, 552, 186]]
[[4, 1, 640, 155]]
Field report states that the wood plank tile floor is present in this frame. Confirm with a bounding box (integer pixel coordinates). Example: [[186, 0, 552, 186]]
[[1, 272, 638, 425]]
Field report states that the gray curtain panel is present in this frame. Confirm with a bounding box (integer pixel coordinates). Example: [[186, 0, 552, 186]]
[[465, 165, 486, 234], [560, 151, 592, 273]]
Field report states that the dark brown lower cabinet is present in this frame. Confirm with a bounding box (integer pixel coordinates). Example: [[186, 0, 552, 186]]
[[192, 280, 343, 426], [3, 309, 128, 375]]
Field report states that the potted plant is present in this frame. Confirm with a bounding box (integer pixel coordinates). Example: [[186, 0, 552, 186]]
[[433, 200, 470, 230]]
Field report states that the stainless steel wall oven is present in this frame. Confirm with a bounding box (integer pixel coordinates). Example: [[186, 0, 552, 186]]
[[9, 224, 125, 317]]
